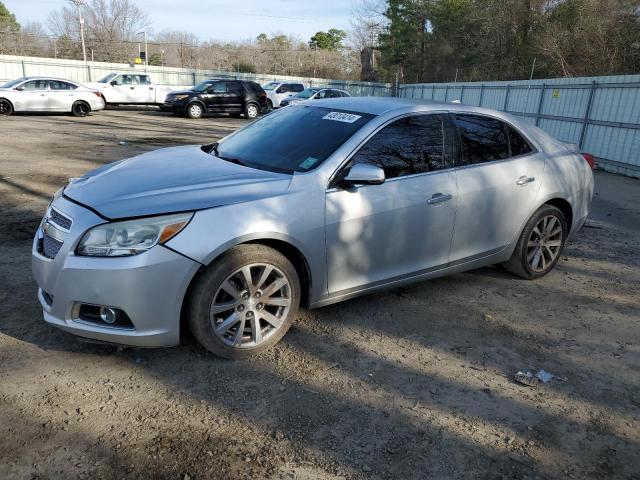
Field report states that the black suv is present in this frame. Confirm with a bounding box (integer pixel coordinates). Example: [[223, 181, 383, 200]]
[[164, 79, 268, 119]]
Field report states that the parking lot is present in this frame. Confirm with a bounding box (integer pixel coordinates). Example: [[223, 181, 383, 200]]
[[0, 109, 639, 480]]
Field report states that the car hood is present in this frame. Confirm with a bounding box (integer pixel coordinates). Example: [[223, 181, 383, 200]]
[[64, 145, 292, 219], [166, 90, 194, 96]]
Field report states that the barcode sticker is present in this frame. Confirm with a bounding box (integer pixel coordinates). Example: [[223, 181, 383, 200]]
[[322, 112, 362, 123]]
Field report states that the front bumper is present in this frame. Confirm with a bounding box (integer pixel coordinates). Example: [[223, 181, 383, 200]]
[[31, 196, 200, 347]]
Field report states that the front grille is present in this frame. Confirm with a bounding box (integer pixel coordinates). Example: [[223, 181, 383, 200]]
[[50, 208, 72, 230], [41, 233, 63, 259]]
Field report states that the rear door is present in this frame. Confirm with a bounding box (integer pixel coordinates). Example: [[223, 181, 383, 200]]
[[325, 113, 458, 295], [226, 81, 245, 112], [135, 74, 155, 103], [46, 80, 77, 111], [14, 79, 49, 111], [449, 113, 545, 263]]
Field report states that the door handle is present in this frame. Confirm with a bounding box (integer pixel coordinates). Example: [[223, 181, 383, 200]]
[[130, 86, 135, 90], [149, 87, 153, 90], [40, 94, 46, 96], [516, 176, 535, 186], [427, 193, 452, 205]]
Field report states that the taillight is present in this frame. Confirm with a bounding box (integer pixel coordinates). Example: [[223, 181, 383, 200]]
[[93, 92, 102, 98], [259, 91, 267, 97], [582, 153, 596, 170]]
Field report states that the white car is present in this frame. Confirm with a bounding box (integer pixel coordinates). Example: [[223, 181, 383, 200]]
[[279, 88, 350, 107], [261, 81, 306, 109], [87, 72, 192, 107], [0, 77, 105, 117]]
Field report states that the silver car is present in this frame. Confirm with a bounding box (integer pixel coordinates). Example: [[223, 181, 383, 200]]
[[32, 98, 594, 358], [0, 77, 105, 116], [279, 88, 350, 107]]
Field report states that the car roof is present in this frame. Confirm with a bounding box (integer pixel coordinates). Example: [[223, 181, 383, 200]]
[[17, 76, 80, 83], [310, 96, 522, 119]]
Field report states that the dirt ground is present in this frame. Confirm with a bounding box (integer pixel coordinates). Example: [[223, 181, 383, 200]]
[[0, 109, 638, 480]]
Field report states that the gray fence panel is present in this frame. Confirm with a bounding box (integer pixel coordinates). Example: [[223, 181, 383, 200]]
[[400, 75, 640, 177]]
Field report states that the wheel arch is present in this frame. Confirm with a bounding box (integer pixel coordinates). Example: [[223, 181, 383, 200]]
[[179, 235, 313, 341], [543, 197, 573, 234], [0, 96, 14, 110], [72, 99, 91, 112]]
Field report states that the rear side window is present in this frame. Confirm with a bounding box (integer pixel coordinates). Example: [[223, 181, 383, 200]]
[[454, 114, 510, 165], [48, 80, 76, 90], [212, 82, 228, 93], [228, 81, 244, 94], [289, 84, 304, 93], [351, 114, 447, 179], [508, 126, 533, 157]]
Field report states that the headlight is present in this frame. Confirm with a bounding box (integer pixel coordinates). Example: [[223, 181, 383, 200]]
[[76, 212, 193, 257], [174, 94, 189, 100]]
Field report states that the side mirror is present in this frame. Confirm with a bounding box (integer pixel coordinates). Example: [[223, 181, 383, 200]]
[[15, 86, 24, 91], [110, 80, 118, 86], [340, 164, 385, 187]]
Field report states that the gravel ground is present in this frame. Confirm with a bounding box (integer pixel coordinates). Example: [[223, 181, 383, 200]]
[[0, 109, 638, 480]]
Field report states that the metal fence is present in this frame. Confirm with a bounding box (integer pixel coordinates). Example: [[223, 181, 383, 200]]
[[0, 54, 393, 98], [400, 76, 640, 177]]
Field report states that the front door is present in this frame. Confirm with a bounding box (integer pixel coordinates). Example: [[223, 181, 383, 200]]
[[14, 79, 49, 111], [449, 113, 546, 263], [325, 113, 458, 295]]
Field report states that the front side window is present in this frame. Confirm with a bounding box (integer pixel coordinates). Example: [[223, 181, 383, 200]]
[[22, 80, 47, 91], [296, 88, 317, 99], [350, 114, 447, 179], [454, 114, 510, 165], [216, 105, 374, 174], [212, 82, 228, 93]]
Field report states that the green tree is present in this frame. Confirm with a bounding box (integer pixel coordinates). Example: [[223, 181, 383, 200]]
[[148, 52, 162, 66], [309, 29, 347, 50], [0, 1, 20, 32]]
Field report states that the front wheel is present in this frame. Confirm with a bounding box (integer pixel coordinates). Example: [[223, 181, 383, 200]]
[[503, 205, 567, 279], [187, 245, 301, 359], [0, 98, 14, 116], [186, 102, 204, 119], [245, 103, 259, 119], [71, 101, 90, 117]]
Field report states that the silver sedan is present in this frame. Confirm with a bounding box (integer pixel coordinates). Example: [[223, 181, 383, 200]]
[[0, 77, 105, 116], [32, 97, 594, 358]]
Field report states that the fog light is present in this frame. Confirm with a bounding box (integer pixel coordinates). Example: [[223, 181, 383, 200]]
[[99, 306, 117, 324]]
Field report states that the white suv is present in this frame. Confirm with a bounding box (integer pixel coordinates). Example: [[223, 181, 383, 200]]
[[262, 82, 306, 109]]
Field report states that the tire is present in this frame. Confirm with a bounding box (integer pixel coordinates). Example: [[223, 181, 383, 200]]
[[245, 103, 259, 119], [186, 102, 204, 119], [503, 204, 568, 279], [0, 98, 14, 116], [267, 99, 273, 111], [71, 101, 90, 117], [187, 244, 301, 359]]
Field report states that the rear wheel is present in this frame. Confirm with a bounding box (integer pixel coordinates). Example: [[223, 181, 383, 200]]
[[187, 245, 301, 359], [503, 205, 567, 279], [0, 98, 13, 116], [71, 101, 90, 117], [187, 102, 204, 119], [245, 103, 259, 119]]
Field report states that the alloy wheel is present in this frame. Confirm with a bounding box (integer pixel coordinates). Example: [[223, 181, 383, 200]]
[[0, 99, 11, 115], [246, 104, 258, 119], [210, 263, 292, 348], [189, 104, 202, 118], [527, 215, 563, 272]]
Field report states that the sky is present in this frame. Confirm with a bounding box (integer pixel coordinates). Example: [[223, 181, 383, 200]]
[[4, 0, 354, 42]]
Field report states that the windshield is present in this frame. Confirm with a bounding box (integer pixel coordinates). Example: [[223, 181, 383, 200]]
[[216, 106, 374, 174], [295, 88, 318, 99], [1, 78, 25, 88], [98, 73, 117, 83], [262, 82, 279, 91]]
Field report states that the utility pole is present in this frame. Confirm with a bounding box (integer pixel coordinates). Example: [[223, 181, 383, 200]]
[[69, 0, 87, 62], [138, 31, 148, 66], [313, 44, 317, 78]]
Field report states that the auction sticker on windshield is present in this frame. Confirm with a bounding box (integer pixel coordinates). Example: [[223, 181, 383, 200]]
[[322, 112, 362, 123]]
